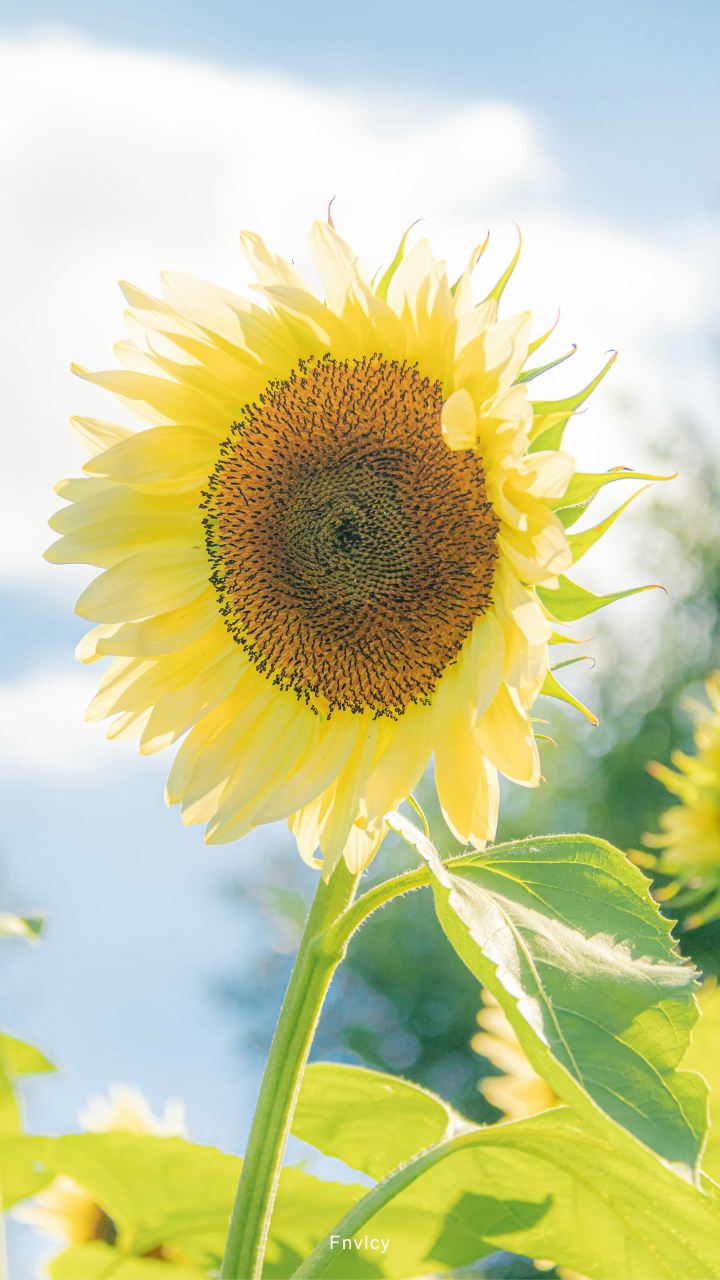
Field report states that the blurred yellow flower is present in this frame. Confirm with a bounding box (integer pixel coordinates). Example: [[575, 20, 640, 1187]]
[[472, 989, 558, 1120], [15, 1086, 187, 1251], [47, 221, 627, 877], [634, 672, 720, 929]]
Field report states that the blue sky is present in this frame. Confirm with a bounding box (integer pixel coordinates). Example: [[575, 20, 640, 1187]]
[[0, 4, 718, 1272], [5, 0, 719, 222]]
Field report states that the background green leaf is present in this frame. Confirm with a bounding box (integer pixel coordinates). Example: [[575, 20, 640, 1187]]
[[345, 1107, 720, 1279], [292, 1062, 453, 1180], [429, 835, 707, 1174], [683, 982, 720, 1183], [0, 1031, 55, 1138], [47, 1241, 204, 1279], [286, 1063, 720, 1279], [265, 1168, 375, 1279], [0, 1133, 239, 1270]]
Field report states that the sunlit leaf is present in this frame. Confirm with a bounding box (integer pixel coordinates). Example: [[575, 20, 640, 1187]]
[[0, 1134, 239, 1270], [539, 666, 598, 725], [526, 310, 559, 357], [427, 835, 707, 1176], [48, 1240, 203, 1278], [554, 466, 672, 516], [0, 1032, 55, 1138], [482, 226, 521, 304], [514, 344, 576, 385], [682, 982, 720, 1184], [374, 222, 421, 302], [537, 574, 661, 623], [321, 1108, 720, 1279], [292, 1063, 453, 1180], [266, 1167, 373, 1279], [567, 486, 650, 563], [528, 352, 616, 452], [0, 912, 45, 942]]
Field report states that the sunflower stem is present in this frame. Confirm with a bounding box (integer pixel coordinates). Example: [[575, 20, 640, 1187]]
[[220, 857, 361, 1280]]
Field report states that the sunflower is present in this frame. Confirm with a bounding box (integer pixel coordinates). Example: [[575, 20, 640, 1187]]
[[472, 989, 558, 1121], [632, 672, 720, 929], [14, 1086, 187, 1251], [47, 219, 656, 878]]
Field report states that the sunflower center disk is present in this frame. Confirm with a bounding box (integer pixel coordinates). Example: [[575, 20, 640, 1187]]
[[204, 355, 499, 716]]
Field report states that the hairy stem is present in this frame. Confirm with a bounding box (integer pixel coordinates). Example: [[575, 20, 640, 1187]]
[[220, 858, 360, 1280]]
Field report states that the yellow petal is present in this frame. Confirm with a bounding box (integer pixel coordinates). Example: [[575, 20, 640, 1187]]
[[453, 241, 489, 318], [361, 705, 432, 827], [86, 623, 235, 721], [44, 510, 201, 568], [342, 821, 388, 873], [319, 717, 379, 881], [472, 681, 540, 786], [205, 701, 316, 843], [49, 485, 201, 536], [255, 712, 359, 824], [455, 299, 498, 354], [70, 417, 134, 458], [497, 562, 552, 646], [93, 589, 219, 659], [140, 648, 250, 754], [441, 388, 478, 451], [165, 684, 257, 806], [288, 796, 324, 870], [522, 449, 575, 501], [75, 547, 210, 623], [75, 623, 121, 664], [308, 220, 372, 316], [179, 678, 278, 825], [433, 664, 499, 847], [82, 424, 219, 494], [72, 364, 226, 433], [54, 477, 117, 503], [240, 230, 316, 292], [106, 707, 153, 741], [457, 612, 505, 728]]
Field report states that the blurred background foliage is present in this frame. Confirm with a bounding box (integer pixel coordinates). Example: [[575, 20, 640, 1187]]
[[221, 424, 720, 1136]]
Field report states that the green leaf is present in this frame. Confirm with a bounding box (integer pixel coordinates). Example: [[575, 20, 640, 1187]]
[[449, 233, 489, 297], [0, 1134, 54, 1204], [374, 222, 421, 303], [289, 1065, 720, 1280], [266, 1168, 375, 1279], [537, 574, 661, 623], [0, 1031, 55, 1079], [526, 311, 559, 357], [554, 466, 673, 516], [683, 983, 720, 1183], [482, 226, 521, 304], [547, 629, 586, 645], [292, 1063, 453, 1180], [0, 1134, 240, 1270], [0, 1031, 55, 1137], [316, 1108, 720, 1279], [428, 835, 707, 1176], [567, 486, 650, 564], [528, 352, 616, 452], [555, 496, 595, 529], [0, 912, 45, 942], [48, 1241, 204, 1278], [513, 344, 576, 385], [539, 666, 598, 725], [261, 887, 308, 935]]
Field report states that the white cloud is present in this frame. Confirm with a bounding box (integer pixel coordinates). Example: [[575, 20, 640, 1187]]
[[2, 30, 717, 589], [0, 666, 164, 779]]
